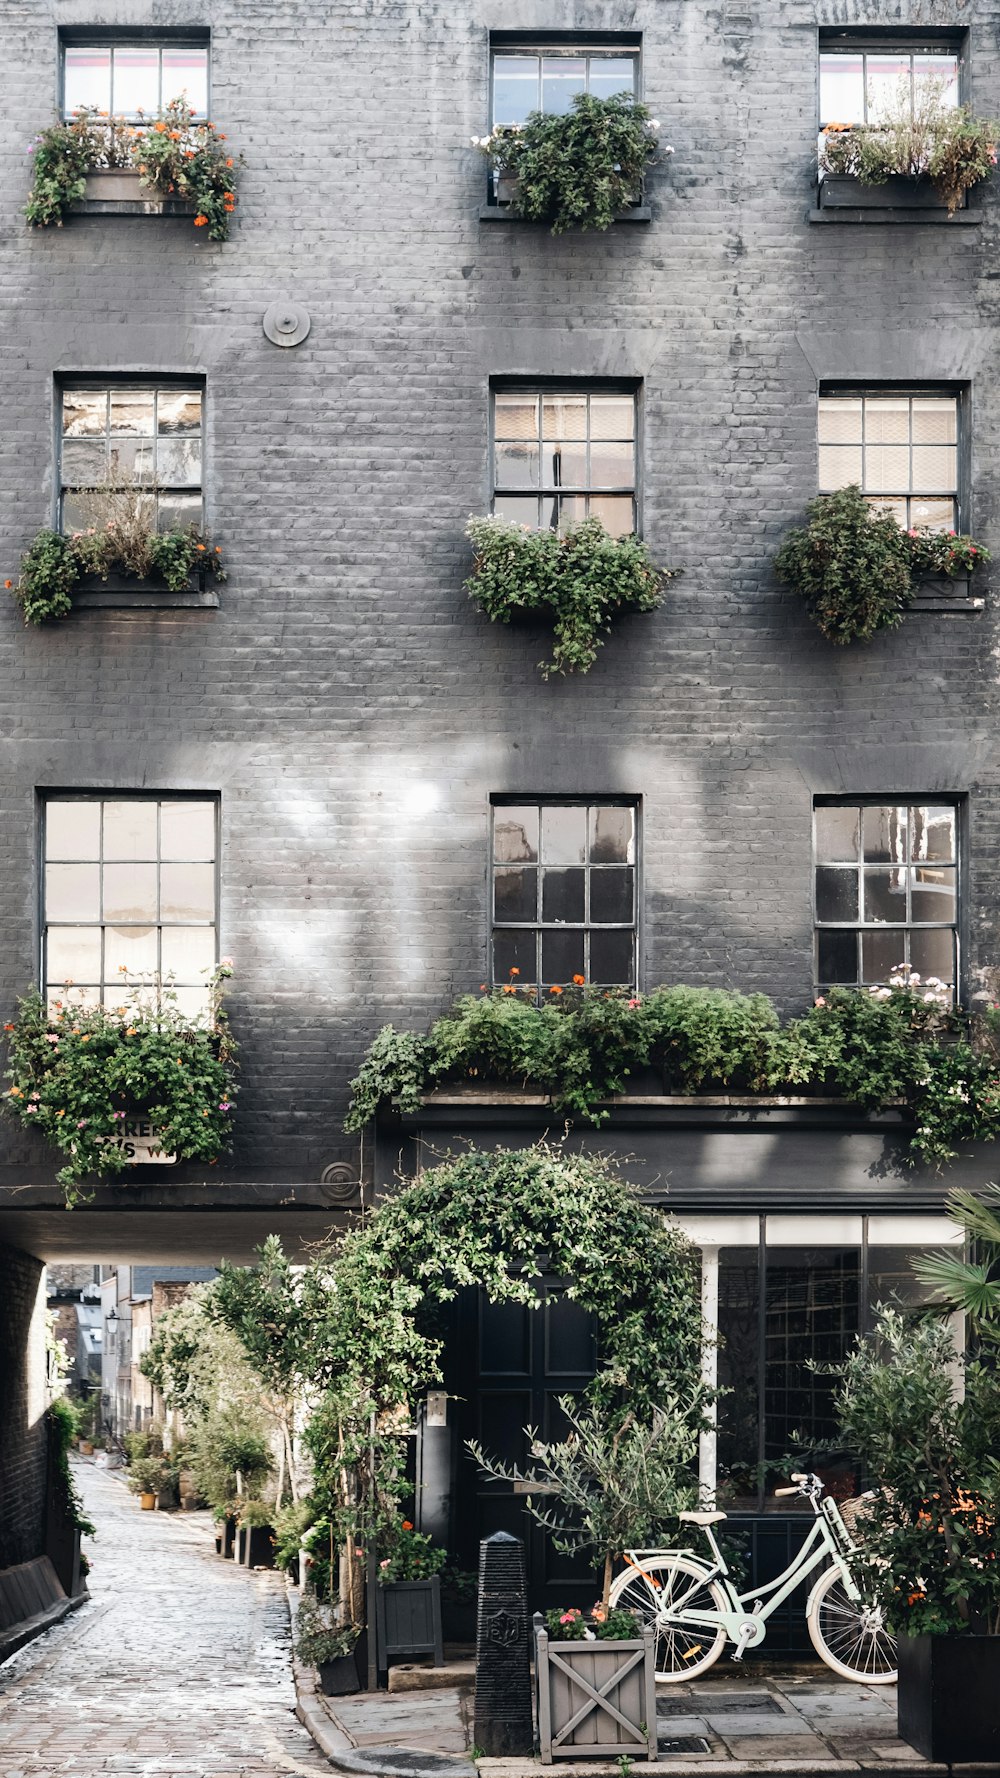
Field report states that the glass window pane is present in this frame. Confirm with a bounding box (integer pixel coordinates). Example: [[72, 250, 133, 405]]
[[912, 866, 956, 922], [494, 806, 539, 863], [819, 54, 864, 124], [541, 56, 586, 114], [815, 806, 859, 863], [61, 491, 95, 534], [109, 390, 155, 436], [868, 1245, 939, 1316], [542, 927, 585, 982], [63, 390, 106, 439], [107, 438, 155, 483], [864, 398, 909, 445], [156, 493, 202, 532], [494, 866, 537, 922], [46, 927, 102, 986], [864, 444, 910, 493], [103, 925, 158, 978], [861, 929, 904, 982], [590, 805, 634, 863], [493, 927, 536, 982], [818, 445, 862, 489], [909, 927, 955, 982], [914, 56, 959, 108], [161, 47, 208, 115], [763, 1248, 860, 1484], [590, 396, 634, 441], [541, 868, 586, 923], [102, 862, 158, 922], [587, 495, 633, 537], [171, 984, 213, 1023], [46, 801, 101, 860], [817, 928, 858, 985], [866, 57, 911, 124], [64, 47, 112, 115], [542, 398, 587, 442], [717, 1247, 761, 1510], [160, 802, 216, 861], [910, 498, 955, 532], [863, 869, 907, 924], [156, 438, 202, 486], [863, 805, 905, 864], [588, 57, 636, 100], [866, 495, 908, 526], [818, 398, 862, 444], [555, 493, 585, 533], [493, 495, 539, 527], [543, 441, 587, 486], [495, 443, 539, 488], [157, 389, 202, 435], [61, 440, 106, 487], [45, 863, 101, 922], [816, 867, 858, 923], [590, 866, 634, 923], [589, 928, 633, 983], [160, 926, 216, 981], [541, 805, 587, 864], [160, 862, 215, 922], [913, 805, 956, 864], [103, 802, 158, 860], [911, 397, 956, 445], [112, 47, 160, 116], [494, 397, 538, 441], [493, 55, 539, 127], [589, 441, 634, 486], [911, 446, 956, 493]]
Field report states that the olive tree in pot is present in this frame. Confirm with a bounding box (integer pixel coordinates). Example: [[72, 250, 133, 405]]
[[830, 1306, 1000, 1764]]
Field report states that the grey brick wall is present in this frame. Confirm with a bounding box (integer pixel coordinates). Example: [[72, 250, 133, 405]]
[[0, 1244, 47, 1566], [0, 0, 999, 1191]]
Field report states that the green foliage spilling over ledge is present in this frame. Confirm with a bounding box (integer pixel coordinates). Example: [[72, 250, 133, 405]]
[[11, 523, 226, 625], [345, 976, 1000, 1166], [465, 515, 675, 676], [820, 72, 999, 215], [3, 968, 238, 1206], [474, 91, 665, 234], [774, 486, 990, 645]]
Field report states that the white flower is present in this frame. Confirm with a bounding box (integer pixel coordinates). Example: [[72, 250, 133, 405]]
[[649, 119, 661, 129], [662, 143, 675, 154]]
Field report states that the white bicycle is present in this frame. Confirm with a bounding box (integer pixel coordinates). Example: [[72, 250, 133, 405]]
[[609, 1471, 897, 1685]]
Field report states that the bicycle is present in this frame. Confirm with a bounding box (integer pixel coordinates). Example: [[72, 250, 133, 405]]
[[609, 1471, 897, 1685]]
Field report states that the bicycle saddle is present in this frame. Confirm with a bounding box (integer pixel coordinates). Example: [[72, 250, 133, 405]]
[[678, 1510, 727, 1525]]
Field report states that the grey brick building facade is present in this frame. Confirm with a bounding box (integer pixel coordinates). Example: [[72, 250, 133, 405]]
[[1, 0, 998, 1644]]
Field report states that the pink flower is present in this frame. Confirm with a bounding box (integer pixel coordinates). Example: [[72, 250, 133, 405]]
[[814, 996, 826, 1007], [219, 1100, 233, 1112], [76, 1119, 88, 1128], [627, 997, 641, 1009]]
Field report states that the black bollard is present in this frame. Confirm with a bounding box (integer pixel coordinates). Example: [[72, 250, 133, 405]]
[[473, 1530, 534, 1756]]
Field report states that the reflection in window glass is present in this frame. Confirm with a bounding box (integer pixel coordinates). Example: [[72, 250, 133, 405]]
[[490, 800, 636, 995], [63, 43, 209, 119], [492, 390, 637, 536], [819, 48, 959, 125], [491, 49, 637, 127], [814, 800, 958, 995], [818, 392, 958, 531], [42, 797, 218, 1018], [59, 385, 203, 533]]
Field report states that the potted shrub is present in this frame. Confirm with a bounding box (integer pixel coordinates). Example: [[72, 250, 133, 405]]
[[127, 1454, 170, 1510], [819, 72, 1000, 214], [473, 93, 667, 233], [534, 1606, 657, 1763], [830, 1307, 1000, 1764], [465, 515, 675, 677], [295, 1590, 363, 1697], [375, 1519, 446, 1669]]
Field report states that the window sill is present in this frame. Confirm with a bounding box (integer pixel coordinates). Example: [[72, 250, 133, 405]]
[[909, 593, 984, 612], [479, 203, 651, 224], [808, 206, 981, 226]]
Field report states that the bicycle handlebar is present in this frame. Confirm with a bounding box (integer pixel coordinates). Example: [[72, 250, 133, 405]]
[[773, 1486, 799, 1496]]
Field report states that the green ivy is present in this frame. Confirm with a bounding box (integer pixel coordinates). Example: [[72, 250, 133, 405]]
[[11, 524, 227, 625], [48, 1397, 97, 1537], [465, 515, 675, 676], [475, 92, 662, 234], [3, 970, 238, 1206]]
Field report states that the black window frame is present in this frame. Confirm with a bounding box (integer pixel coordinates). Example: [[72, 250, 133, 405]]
[[817, 26, 968, 131], [817, 382, 968, 535], [55, 374, 207, 537], [59, 26, 212, 122], [489, 377, 642, 538], [485, 31, 642, 208]]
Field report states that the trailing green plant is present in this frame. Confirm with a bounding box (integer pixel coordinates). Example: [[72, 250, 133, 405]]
[[377, 1518, 447, 1584], [295, 1590, 361, 1667], [47, 1396, 96, 1536], [346, 972, 1000, 1165], [820, 72, 999, 214], [26, 100, 241, 239], [3, 966, 237, 1206], [474, 92, 666, 233], [11, 499, 226, 626], [465, 515, 674, 677], [904, 528, 991, 578]]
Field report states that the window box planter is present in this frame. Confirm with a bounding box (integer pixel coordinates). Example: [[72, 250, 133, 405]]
[[819, 173, 952, 211], [73, 167, 195, 216], [897, 1633, 1000, 1763], [496, 170, 520, 207], [375, 1575, 444, 1668], [73, 568, 220, 612], [534, 1617, 657, 1763]]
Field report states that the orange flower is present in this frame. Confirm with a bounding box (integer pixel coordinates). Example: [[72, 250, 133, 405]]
[[126, 1029, 136, 1037], [195, 543, 206, 552], [185, 150, 196, 159], [8, 1087, 22, 1098], [572, 974, 585, 986], [509, 967, 520, 977], [194, 214, 208, 226], [3, 580, 11, 590], [549, 984, 564, 995], [226, 157, 234, 168], [401, 1520, 413, 1532], [3, 1023, 14, 1031], [169, 130, 181, 140], [154, 121, 167, 134]]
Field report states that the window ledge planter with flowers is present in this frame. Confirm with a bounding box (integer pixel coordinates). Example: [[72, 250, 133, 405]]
[[534, 1609, 656, 1764], [25, 100, 241, 240], [8, 518, 227, 625], [817, 74, 1000, 220], [473, 92, 668, 234]]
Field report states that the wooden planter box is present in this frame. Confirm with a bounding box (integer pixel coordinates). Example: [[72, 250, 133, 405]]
[[819, 173, 951, 211], [74, 168, 195, 217], [534, 1619, 657, 1764], [897, 1633, 1000, 1763], [375, 1575, 444, 1668], [495, 170, 520, 207]]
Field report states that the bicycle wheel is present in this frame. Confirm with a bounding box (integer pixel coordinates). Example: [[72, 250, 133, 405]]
[[610, 1555, 728, 1682], [807, 1567, 897, 1683]]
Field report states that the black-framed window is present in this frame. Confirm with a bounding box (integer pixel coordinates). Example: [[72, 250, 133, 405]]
[[819, 41, 960, 128], [62, 42, 209, 120], [491, 387, 637, 537], [42, 795, 219, 1021], [813, 799, 959, 996], [490, 799, 637, 995], [491, 43, 639, 128], [59, 383, 204, 535], [818, 390, 959, 532]]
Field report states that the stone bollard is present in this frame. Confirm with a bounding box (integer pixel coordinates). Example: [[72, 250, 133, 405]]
[[473, 1530, 533, 1756]]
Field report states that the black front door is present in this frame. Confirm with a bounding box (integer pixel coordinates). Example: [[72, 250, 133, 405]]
[[450, 1281, 599, 1613]]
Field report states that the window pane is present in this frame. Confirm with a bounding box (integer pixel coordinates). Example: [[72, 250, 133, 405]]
[[157, 438, 202, 485], [543, 441, 587, 486], [156, 492, 202, 532], [864, 445, 910, 493], [863, 805, 905, 864], [819, 55, 864, 124], [914, 56, 959, 106], [909, 927, 955, 981], [542, 397, 587, 442], [158, 390, 202, 435], [816, 867, 858, 923], [494, 397, 538, 440], [864, 869, 907, 924], [717, 1248, 761, 1509], [61, 441, 106, 487], [861, 929, 903, 982], [590, 805, 634, 863], [493, 927, 536, 982], [109, 390, 155, 436], [542, 927, 585, 982], [45, 863, 101, 922], [107, 438, 155, 482], [494, 866, 537, 922], [910, 498, 954, 531], [103, 925, 158, 978], [588, 57, 636, 100], [817, 928, 857, 985], [46, 801, 101, 860], [867, 495, 908, 526], [818, 398, 862, 444], [541, 805, 587, 864], [493, 55, 539, 126], [818, 445, 862, 489], [590, 867, 634, 923], [46, 927, 102, 985], [104, 802, 158, 860], [495, 443, 539, 488], [587, 495, 633, 537], [162, 47, 208, 114], [541, 56, 586, 114], [815, 806, 859, 863], [541, 868, 586, 923], [160, 926, 216, 981], [914, 805, 956, 864], [63, 390, 106, 438], [589, 441, 633, 485], [912, 866, 956, 922], [589, 928, 633, 983], [64, 47, 112, 115], [866, 57, 911, 124], [160, 802, 216, 861], [911, 446, 956, 493], [112, 47, 160, 116], [864, 398, 909, 445], [590, 397, 635, 441], [763, 1248, 860, 1482], [494, 807, 539, 863], [493, 495, 539, 527], [171, 984, 213, 1023], [103, 863, 158, 923], [160, 862, 215, 922], [911, 397, 956, 445]]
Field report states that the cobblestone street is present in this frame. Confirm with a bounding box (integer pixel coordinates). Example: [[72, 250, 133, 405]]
[[0, 1460, 331, 1778]]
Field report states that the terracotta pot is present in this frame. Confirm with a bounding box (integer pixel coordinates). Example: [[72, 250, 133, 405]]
[[139, 1491, 156, 1511]]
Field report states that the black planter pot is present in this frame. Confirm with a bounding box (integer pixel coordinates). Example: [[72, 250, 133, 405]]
[[897, 1632, 1000, 1762], [819, 173, 952, 210], [218, 1514, 237, 1559], [237, 1523, 275, 1568], [317, 1649, 362, 1696], [376, 1575, 444, 1667]]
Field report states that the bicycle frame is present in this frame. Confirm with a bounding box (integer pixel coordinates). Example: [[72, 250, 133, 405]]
[[628, 1494, 861, 1649]]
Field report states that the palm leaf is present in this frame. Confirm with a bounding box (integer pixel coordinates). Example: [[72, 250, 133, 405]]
[[912, 1249, 1000, 1320]]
